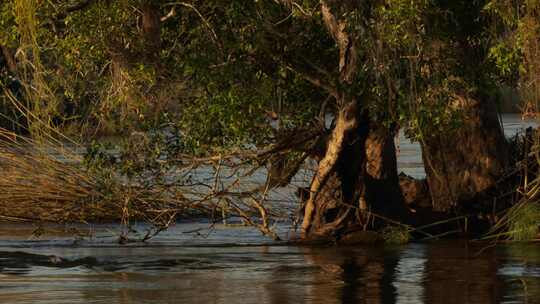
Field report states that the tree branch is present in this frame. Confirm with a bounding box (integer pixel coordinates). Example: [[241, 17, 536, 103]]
[[320, 0, 358, 84], [284, 63, 339, 98]]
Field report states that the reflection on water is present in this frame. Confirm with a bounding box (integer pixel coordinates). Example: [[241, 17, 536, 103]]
[[393, 245, 426, 304], [0, 223, 539, 304]]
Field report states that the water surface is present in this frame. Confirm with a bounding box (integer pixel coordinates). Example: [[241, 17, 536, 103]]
[[0, 223, 539, 304]]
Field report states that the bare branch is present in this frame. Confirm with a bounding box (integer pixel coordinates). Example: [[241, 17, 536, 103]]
[[284, 63, 339, 98], [160, 7, 176, 22]]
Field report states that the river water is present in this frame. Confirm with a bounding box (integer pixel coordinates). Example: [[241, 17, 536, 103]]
[[0, 114, 538, 304]]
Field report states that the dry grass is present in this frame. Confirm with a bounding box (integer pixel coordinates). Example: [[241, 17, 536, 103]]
[[0, 129, 190, 237], [0, 130, 102, 222], [0, 129, 287, 241]]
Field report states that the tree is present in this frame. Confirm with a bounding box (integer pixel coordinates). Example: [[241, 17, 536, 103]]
[[1, 0, 534, 241], [414, 0, 510, 212]]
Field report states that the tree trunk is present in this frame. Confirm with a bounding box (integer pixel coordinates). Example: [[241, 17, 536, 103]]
[[421, 96, 509, 212], [300, 106, 406, 239], [141, 2, 161, 63], [300, 100, 364, 238], [364, 123, 408, 220], [299, 0, 407, 240]]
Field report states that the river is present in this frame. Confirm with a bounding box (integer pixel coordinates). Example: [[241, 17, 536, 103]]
[[0, 114, 538, 304]]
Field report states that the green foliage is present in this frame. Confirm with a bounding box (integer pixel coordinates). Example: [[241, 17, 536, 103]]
[[83, 141, 116, 175], [372, 0, 429, 48], [381, 225, 411, 245], [506, 202, 540, 241], [179, 90, 270, 152], [83, 128, 176, 183], [0, 2, 18, 47], [0, 0, 534, 148], [485, 0, 540, 103], [404, 77, 466, 141], [489, 42, 522, 80]]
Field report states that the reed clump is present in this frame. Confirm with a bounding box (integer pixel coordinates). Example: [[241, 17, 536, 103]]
[[506, 202, 540, 241], [0, 131, 101, 222], [486, 200, 540, 242], [0, 129, 189, 231], [484, 127, 540, 242], [381, 225, 411, 245]]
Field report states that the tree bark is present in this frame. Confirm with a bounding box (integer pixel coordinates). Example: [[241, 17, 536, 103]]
[[421, 96, 509, 212], [364, 123, 408, 220], [320, 2, 357, 84], [141, 1, 161, 63], [301, 101, 366, 238], [301, 114, 407, 239]]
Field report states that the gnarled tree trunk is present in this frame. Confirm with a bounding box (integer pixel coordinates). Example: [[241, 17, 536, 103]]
[[300, 106, 407, 239], [421, 96, 509, 212], [301, 101, 366, 238]]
